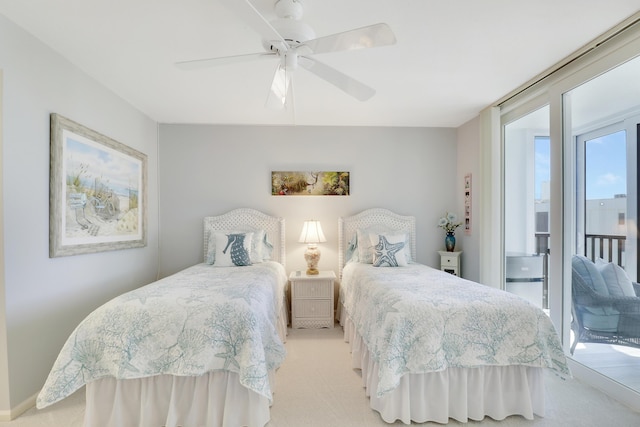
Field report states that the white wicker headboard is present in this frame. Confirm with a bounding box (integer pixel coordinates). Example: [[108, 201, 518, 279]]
[[203, 208, 286, 267], [338, 208, 416, 278]]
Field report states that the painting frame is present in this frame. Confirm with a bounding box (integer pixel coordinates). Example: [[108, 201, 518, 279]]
[[271, 171, 350, 196], [49, 114, 147, 257]]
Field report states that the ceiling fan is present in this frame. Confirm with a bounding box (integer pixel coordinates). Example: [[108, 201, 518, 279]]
[[176, 0, 397, 109]]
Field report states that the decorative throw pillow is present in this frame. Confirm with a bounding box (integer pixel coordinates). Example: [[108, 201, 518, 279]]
[[370, 233, 408, 267], [356, 229, 376, 263], [596, 261, 637, 297], [206, 229, 268, 264], [345, 234, 359, 263], [261, 232, 274, 261], [356, 227, 412, 264], [250, 229, 266, 262], [206, 231, 217, 265], [212, 232, 253, 267], [572, 255, 609, 296]]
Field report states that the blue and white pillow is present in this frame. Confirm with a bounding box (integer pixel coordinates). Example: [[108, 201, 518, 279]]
[[212, 232, 253, 267], [369, 233, 408, 267], [345, 234, 359, 263], [207, 228, 271, 265], [572, 255, 609, 295], [356, 227, 412, 264], [261, 231, 274, 261], [596, 259, 637, 297]]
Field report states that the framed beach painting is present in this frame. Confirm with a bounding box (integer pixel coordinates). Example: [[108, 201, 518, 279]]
[[49, 114, 147, 257], [272, 171, 350, 196]]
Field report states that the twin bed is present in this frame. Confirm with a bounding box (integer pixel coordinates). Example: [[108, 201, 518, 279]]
[[337, 208, 570, 424], [37, 208, 288, 427], [36, 207, 569, 426]]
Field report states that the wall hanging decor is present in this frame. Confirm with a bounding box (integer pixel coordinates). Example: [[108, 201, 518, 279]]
[[272, 171, 349, 196], [49, 113, 147, 257], [464, 173, 472, 234]]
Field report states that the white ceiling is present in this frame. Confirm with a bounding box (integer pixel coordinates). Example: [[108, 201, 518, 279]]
[[1, 0, 639, 127]]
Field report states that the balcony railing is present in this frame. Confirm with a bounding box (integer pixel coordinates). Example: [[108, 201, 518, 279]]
[[535, 233, 626, 266], [585, 233, 626, 267]]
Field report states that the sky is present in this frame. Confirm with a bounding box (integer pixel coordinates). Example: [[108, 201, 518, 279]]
[[535, 130, 627, 200], [585, 130, 627, 200]]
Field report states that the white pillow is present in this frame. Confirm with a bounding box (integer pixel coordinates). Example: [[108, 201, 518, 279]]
[[250, 229, 266, 262], [212, 232, 253, 267], [369, 233, 409, 267], [356, 228, 376, 263]]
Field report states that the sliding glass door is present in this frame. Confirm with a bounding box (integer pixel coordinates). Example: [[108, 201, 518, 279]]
[[498, 20, 640, 410], [563, 55, 640, 393]]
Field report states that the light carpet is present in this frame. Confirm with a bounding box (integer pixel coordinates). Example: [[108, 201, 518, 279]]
[[3, 326, 640, 426]]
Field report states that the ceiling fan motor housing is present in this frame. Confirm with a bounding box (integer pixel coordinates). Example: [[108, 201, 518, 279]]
[[262, 0, 315, 51], [275, 0, 303, 20]]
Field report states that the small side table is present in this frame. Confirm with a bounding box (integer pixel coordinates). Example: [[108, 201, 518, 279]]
[[289, 270, 336, 329], [438, 251, 462, 276]]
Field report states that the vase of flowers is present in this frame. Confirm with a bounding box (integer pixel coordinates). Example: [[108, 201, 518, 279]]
[[438, 212, 461, 252]]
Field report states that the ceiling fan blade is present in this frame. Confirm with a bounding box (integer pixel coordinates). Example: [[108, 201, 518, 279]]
[[299, 57, 375, 101], [265, 63, 292, 109], [219, 0, 288, 51], [175, 52, 275, 70], [299, 23, 396, 55]]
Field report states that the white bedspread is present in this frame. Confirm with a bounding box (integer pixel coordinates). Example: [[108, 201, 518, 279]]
[[340, 262, 570, 398], [37, 261, 288, 409]]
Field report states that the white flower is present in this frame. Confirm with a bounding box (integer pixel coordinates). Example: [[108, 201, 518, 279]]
[[437, 212, 461, 233]]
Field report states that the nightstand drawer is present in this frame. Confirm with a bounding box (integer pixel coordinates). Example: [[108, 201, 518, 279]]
[[294, 299, 333, 318], [293, 280, 332, 298], [438, 251, 462, 277], [441, 255, 459, 267], [289, 271, 336, 329]]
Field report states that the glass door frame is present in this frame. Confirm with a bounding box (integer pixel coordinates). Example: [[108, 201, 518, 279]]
[[496, 26, 640, 410]]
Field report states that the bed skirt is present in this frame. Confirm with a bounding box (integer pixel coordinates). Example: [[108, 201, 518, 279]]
[[342, 315, 545, 424], [83, 299, 289, 427]]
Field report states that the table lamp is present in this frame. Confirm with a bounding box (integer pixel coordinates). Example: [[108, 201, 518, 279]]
[[298, 220, 326, 275]]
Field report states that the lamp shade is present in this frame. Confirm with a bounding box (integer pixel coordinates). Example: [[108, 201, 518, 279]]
[[298, 220, 326, 244]]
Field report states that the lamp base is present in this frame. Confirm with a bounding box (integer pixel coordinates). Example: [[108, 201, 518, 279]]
[[304, 244, 321, 276]]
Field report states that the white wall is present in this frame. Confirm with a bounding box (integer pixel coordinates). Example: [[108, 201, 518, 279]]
[[0, 15, 159, 415], [158, 124, 458, 279]]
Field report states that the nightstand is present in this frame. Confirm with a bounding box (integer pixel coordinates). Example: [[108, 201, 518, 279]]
[[438, 251, 462, 276], [289, 270, 336, 329]]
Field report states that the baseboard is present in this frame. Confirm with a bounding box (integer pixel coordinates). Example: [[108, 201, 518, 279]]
[[0, 392, 37, 421]]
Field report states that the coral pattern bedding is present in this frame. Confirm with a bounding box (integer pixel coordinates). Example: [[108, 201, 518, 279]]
[[340, 262, 570, 397], [37, 261, 287, 409]]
